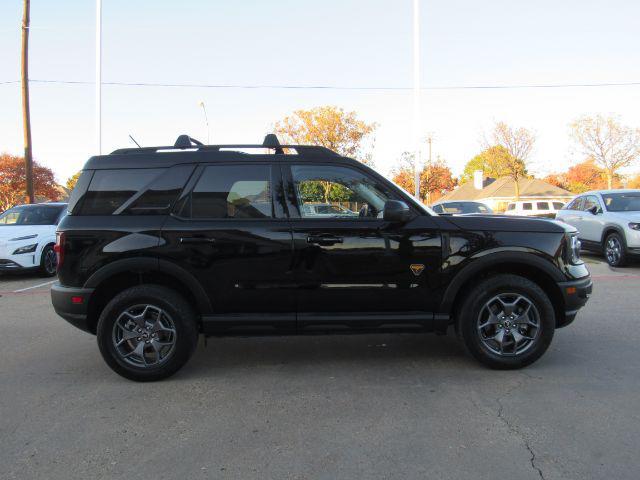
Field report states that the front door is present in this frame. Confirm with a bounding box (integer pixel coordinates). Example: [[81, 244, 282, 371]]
[[161, 162, 295, 329], [283, 163, 442, 329]]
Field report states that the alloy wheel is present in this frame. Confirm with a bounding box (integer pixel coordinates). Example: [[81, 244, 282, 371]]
[[605, 237, 622, 265], [111, 304, 177, 368], [44, 248, 57, 275], [477, 293, 541, 356]]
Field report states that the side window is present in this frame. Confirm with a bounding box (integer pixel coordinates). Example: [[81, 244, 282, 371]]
[[522, 203, 533, 211], [536, 202, 550, 210], [553, 202, 565, 210], [121, 165, 194, 215], [189, 165, 273, 219], [507, 203, 516, 211], [568, 197, 584, 211], [79, 168, 164, 215], [582, 195, 600, 212], [432, 204, 443, 213], [291, 165, 391, 219]]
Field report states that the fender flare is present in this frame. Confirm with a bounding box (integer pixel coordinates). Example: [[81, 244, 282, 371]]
[[438, 250, 564, 314], [600, 224, 627, 246], [84, 257, 212, 314]]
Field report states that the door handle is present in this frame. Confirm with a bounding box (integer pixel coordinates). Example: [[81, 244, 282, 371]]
[[179, 237, 216, 244], [307, 234, 344, 246]]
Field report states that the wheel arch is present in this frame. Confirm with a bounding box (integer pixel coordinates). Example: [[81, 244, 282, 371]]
[[440, 252, 566, 328], [83, 258, 212, 334], [600, 224, 626, 247]]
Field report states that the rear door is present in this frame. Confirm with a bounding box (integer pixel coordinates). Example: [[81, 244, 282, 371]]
[[283, 163, 442, 328], [160, 162, 295, 327]]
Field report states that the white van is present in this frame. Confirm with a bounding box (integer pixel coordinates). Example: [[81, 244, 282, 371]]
[[503, 200, 566, 218]]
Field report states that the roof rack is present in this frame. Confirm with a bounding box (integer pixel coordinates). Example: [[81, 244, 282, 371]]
[[110, 134, 340, 158]]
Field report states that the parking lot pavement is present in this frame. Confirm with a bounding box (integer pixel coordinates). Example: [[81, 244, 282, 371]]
[[1, 259, 640, 480]]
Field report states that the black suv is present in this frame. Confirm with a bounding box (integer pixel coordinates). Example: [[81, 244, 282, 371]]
[[51, 135, 592, 381]]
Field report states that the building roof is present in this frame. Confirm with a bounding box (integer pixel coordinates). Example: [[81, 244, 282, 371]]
[[440, 177, 573, 202]]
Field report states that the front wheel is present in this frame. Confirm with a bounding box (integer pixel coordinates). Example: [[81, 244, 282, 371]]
[[39, 244, 57, 277], [604, 232, 628, 267], [458, 274, 555, 369], [97, 285, 199, 381]]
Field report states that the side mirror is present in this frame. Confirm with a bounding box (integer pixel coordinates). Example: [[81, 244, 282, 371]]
[[588, 205, 600, 215], [383, 200, 411, 223]]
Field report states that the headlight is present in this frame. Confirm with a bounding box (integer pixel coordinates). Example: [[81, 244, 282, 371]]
[[13, 243, 38, 255], [567, 234, 581, 264], [10, 234, 38, 241], [629, 223, 640, 231]]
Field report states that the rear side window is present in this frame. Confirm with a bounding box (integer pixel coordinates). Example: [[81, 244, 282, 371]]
[[77, 166, 193, 215], [67, 170, 93, 214], [567, 197, 584, 210], [536, 202, 550, 210], [553, 202, 565, 210], [522, 203, 532, 210], [187, 165, 273, 219], [507, 203, 515, 211]]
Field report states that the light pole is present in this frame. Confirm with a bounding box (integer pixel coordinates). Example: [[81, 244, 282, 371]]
[[96, 0, 102, 154], [199, 101, 210, 144], [412, 0, 422, 202]]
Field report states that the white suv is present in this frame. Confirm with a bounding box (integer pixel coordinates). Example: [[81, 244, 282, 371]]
[[556, 190, 640, 266], [504, 200, 566, 218]]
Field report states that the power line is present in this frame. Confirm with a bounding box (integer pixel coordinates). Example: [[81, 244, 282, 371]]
[[0, 79, 639, 90]]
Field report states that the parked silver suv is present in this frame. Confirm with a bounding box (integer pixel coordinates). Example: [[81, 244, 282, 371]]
[[556, 189, 640, 266]]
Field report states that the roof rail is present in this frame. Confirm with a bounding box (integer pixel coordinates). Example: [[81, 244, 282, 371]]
[[110, 133, 340, 157]]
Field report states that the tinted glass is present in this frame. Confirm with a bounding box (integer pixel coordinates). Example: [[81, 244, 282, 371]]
[[523, 203, 533, 210], [121, 165, 194, 215], [507, 203, 515, 210], [190, 165, 272, 219], [432, 204, 443, 213], [291, 165, 390, 219], [553, 202, 565, 210], [80, 168, 164, 215], [602, 193, 640, 212], [537, 202, 550, 210], [0, 205, 65, 225], [67, 170, 93, 214]]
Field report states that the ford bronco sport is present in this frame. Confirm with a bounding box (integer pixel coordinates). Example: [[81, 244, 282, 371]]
[[51, 135, 592, 381]]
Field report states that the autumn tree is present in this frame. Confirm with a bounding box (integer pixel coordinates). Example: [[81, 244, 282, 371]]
[[487, 122, 535, 199], [570, 115, 640, 189], [391, 153, 457, 204], [627, 174, 640, 189], [0, 153, 61, 211], [66, 171, 81, 191], [460, 145, 526, 184], [274, 106, 377, 165], [544, 158, 620, 193]]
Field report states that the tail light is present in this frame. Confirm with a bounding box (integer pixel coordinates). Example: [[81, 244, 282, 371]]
[[54, 231, 65, 270]]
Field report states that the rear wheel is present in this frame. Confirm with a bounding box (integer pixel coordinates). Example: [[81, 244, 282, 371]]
[[458, 274, 555, 369], [97, 285, 199, 381], [604, 232, 627, 267]]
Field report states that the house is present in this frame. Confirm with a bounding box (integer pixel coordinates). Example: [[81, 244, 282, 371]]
[[437, 175, 573, 213]]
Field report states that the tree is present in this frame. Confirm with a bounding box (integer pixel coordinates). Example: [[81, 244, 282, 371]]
[[570, 115, 640, 189], [460, 145, 526, 184], [487, 122, 535, 200], [0, 153, 61, 211], [274, 106, 377, 166], [544, 158, 622, 193], [391, 153, 457, 204], [66, 171, 81, 191], [627, 174, 640, 189]]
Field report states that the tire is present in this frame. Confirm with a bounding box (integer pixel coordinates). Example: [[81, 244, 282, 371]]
[[603, 232, 628, 267], [458, 274, 555, 370], [97, 285, 199, 381], [39, 244, 57, 277]]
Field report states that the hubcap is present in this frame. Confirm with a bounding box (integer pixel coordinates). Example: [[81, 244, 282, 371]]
[[111, 304, 177, 367], [44, 249, 57, 274], [477, 293, 541, 356], [606, 237, 621, 265]]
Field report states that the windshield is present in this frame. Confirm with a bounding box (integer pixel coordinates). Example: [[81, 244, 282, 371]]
[[438, 202, 492, 214], [0, 205, 65, 225], [602, 193, 640, 212]]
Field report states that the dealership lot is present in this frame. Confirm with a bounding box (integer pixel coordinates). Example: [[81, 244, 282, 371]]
[[1, 255, 639, 480]]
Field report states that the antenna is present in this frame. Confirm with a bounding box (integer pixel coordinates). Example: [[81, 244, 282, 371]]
[[128, 134, 141, 148]]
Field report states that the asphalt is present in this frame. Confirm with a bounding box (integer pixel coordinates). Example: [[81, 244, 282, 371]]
[[1, 254, 639, 480]]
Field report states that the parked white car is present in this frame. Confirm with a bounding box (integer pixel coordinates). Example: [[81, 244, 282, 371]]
[[431, 201, 493, 215], [504, 200, 566, 218], [556, 190, 640, 267], [0, 203, 67, 275]]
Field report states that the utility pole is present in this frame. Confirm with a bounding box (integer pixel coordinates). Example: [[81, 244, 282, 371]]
[[425, 135, 433, 204], [412, 0, 422, 202], [21, 0, 34, 204], [96, 0, 102, 154]]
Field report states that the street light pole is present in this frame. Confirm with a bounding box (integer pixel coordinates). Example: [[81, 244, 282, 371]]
[[199, 101, 210, 144], [21, 0, 34, 204], [412, 0, 422, 202], [96, 0, 102, 155]]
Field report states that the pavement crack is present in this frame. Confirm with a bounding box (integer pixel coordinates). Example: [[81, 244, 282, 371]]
[[494, 377, 546, 480]]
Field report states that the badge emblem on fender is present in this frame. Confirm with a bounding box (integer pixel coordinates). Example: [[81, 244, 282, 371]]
[[410, 264, 425, 276]]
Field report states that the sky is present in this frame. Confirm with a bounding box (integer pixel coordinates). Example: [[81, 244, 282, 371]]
[[1, 0, 639, 184]]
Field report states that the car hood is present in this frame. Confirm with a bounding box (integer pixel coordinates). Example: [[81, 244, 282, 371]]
[[441, 214, 574, 233], [0, 225, 55, 242], [606, 211, 640, 222]]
